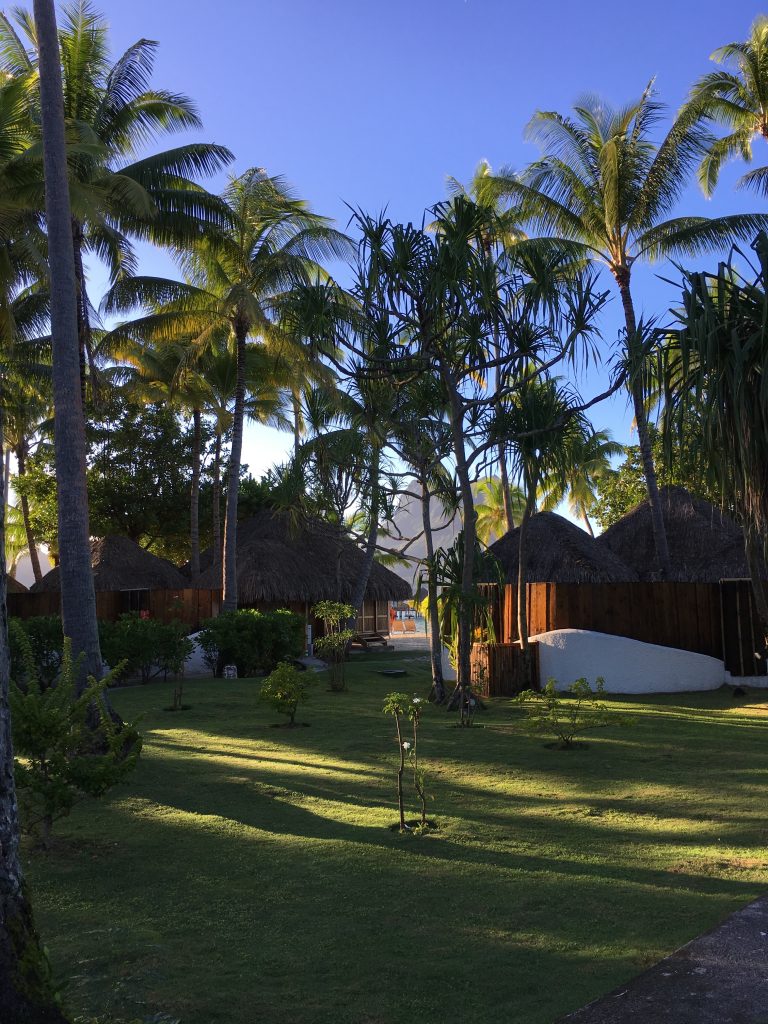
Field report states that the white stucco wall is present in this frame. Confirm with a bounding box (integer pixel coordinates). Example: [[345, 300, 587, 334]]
[[530, 629, 728, 694]]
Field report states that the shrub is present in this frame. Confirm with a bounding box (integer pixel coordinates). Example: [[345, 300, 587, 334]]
[[197, 609, 304, 678], [517, 677, 628, 749], [313, 601, 355, 691], [9, 616, 64, 688], [10, 632, 142, 847], [259, 661, 315, 725], [382, 692, 432, 832], [99, 613, 193, 684]]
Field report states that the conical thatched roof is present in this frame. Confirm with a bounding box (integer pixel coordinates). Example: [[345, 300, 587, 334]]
[[7, 576, 27, 593], [595, 486, 757, 582], [31, 535, 189, 593], [194, 510, 411, 603], [486, 511, 638, 583]]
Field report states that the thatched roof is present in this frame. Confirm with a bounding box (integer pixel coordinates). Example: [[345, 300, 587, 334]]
[[7, 576, 27, 593], [486, 511, 638, 583], [194, 510, 411, 603], [595, 486, 757, 582], [31, 535, 189, 593]]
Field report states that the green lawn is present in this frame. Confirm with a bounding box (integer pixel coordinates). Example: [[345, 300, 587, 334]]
[[25, 651, 768, 1024]]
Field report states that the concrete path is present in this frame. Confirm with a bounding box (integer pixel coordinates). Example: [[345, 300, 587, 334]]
[[561, 896, 768, 1024]]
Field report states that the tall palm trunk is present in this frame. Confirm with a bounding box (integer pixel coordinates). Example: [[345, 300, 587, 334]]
[[441, 364, 476, 716], [35, 0, 102, 684], [15, 444, 42, 584], [419, 472, 445, 703], [212, 428, 222, 585], [615, 271, 671, 579], [189, 409, 201, 579], [348, 448, 381, 615], [517, 485, 537, 654], [222, 321, 247, 611], [581, 510, 595, 537], [292, 389, 302, 457], [71, 219, 92, 405], [494, 329, 515, 533]]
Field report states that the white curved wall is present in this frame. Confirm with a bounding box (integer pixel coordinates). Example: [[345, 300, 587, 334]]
[[531, 629, 726, 694]]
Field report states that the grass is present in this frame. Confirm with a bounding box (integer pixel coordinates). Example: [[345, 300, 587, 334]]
[[23, 650, 768, 1024]]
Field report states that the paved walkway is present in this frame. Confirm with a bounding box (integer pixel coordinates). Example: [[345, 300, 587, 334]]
[[561, 896, 768, 1023]]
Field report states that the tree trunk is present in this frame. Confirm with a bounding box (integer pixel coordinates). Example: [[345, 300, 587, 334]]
[[292, 390, 302, 458], [494, 335, 515, 533], [35, 0, 102, 685], [212, 429, 222, 585], [419, 472, 445, 703], [71, 220, 93, 407], [581, 510, 594, 537], [440, 364, 476, 718], [0, 398, 68, 1022], [15, 445, 42, 584], [745, 528, 768, 640], [348, 448, 380, 615], [222, 321, 247, 612], [517, 487, 537, 655], [189, 409, 201, 580], [615, 272, 671, 579]]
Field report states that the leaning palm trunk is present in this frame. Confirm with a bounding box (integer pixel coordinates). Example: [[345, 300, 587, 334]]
[[35, 0, 102, 684], [419, 474, 445, 704], [189, 409, 201, 579], [616, 275, 672, 579], [222, 324, 247, 611], [16, 446, 42, 584]]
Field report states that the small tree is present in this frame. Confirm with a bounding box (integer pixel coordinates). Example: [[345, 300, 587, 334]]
[[516, 677, 624, 749], [407, 696, 429, 828], [382, 691, 410, 832], [259, 661, 314, 726], [10, 634, 142, 846], [313, 601, 355, 692]]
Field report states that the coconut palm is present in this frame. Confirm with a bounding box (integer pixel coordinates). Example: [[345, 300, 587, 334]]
[[538, 429, 623, 535], [474, 476, 526, 545], [0, 1, 233, 391], [494, 87, 768, 577], [104, 169, 346, 608], [688, 16, 768, 197]]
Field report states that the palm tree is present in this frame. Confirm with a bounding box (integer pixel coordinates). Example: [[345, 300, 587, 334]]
[[495, 87, 768, 577], [688, 16, 768, 196], [538, 429, 623, 535], [474, 476, 526, 545], [0, 1, 233, 392], [104, 170, 345, 608]]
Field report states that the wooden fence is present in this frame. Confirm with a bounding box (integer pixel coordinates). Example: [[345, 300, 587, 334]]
[[7, 588, 222, 632], [473, 580, 766, 678], [470, 641, 540, 696]]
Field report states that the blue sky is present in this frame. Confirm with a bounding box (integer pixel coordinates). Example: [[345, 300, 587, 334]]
[[96, 0, 767, 478]]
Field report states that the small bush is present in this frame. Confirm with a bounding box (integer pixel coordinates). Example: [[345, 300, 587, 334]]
[[9, 616, 64, 688], [197, 609, 304, 678], [11, 632, 142, 846], [517, 677, 628, 749], [99, 614, 193, 684], [260, 661, 315, 725], [313, 601, 355, 691]]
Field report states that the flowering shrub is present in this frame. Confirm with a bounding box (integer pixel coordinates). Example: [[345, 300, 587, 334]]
[[382, 692, 432, 831]]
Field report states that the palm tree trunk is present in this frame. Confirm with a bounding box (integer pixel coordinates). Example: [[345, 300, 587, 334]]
[[189, 409, 201, 579], [581, 510, 595, 537], [35, 0, 102, 685], [71, 220, 93, 406], [419, 472, 445, 703], [292, 390, 302, 458], [0, 360, 67, 1024], [616, 273, 672, 579], [15, 445, 42, 584], [348, 449, 381, 615], [212, 428, 222, 585], [499, 450, 515, 533], [222, 321, 247, 611], [517, 484, 537, 655]]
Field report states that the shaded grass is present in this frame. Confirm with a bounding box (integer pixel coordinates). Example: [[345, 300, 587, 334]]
[[24, 651, 768, 1024]]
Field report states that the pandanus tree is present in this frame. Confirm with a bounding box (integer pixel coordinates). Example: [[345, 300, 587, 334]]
[[663, 232, 768, 630], [493, 87, 768, 577], [538, 428, 623, 535], [0, 0, 233, 392], [105, 168, 348, 609], [494, 376, 591, 652], [688, 16, 768, 196]]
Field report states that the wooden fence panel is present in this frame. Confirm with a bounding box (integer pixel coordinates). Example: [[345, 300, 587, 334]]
[[471, 641, 540, 697], [720, 580, 768, 676]]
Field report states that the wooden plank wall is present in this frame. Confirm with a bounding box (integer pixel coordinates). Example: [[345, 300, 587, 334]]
[[501, 582, 724, 660], [720, 580, 768, 677], [471, 641, 540, 697], [8, 589, 222, 632]]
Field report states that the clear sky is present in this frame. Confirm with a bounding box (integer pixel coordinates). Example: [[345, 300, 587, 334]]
[[95, 0, 766, 478]]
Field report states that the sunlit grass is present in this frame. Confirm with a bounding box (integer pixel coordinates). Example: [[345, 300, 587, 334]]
[[24, 652, 768, 1024]]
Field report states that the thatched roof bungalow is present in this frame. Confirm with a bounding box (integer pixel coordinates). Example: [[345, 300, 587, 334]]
[[195, 510, 410, 634], [31, 535, 189, 593], [595, 487, 757, 582], [486, 511, 637, 583]]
